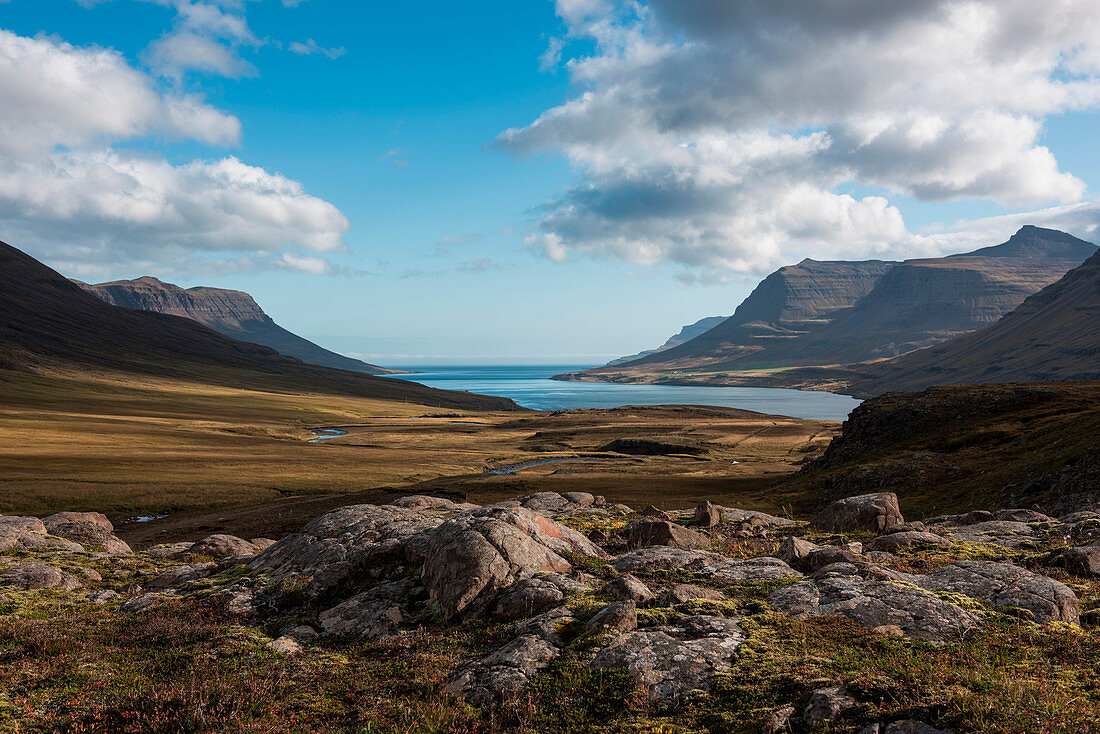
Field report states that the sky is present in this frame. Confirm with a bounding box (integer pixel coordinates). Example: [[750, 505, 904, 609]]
[[3, 0, 1100, 365]]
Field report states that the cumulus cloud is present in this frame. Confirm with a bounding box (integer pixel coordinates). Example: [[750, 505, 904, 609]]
[[0, 28, 348, 276], [143, 0, 260, 79], [503, 0, 1100, 276]]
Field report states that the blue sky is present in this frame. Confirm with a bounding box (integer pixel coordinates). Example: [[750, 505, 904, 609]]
[[3, 1, 1100, 365]]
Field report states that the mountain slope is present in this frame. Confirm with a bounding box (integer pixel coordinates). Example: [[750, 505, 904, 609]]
[[619, 258, 897, 368], [77, 276, 402, 375], [846, 245, 1100, 397], [605, 315, 727, 366], [0, 241, 518, 411]]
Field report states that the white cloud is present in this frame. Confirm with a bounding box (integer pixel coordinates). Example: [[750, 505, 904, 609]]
[[504, 0, 1100, 276], [0, 28, 348, 276], [288, 38, 346, 60]]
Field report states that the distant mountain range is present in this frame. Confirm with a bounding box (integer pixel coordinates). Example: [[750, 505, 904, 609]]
[[846, 243, 1100, 396], [606, 316, 727, 366], [0, 241, 518, 411], [563, 226, 1098, 395], [76, 276, 403, 375]]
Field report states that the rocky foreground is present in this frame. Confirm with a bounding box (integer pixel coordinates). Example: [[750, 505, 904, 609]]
[[3, 492, 1100, 732]]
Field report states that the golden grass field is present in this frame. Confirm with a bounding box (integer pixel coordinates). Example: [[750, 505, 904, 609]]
[[0, 368, 840, 546]]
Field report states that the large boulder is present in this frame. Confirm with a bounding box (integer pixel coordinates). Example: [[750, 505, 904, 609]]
[[684, 556, 802, 581], [421, 504, 604, 621], [694, 501, 722, 528], [189, 534, 258, 558], [812, 493, 904, 533], [625, 518, 710, 550], [770, 577, 977, 642], [656, 584, 723, 606], [866, 531, 953, 552], [250, 503, 450, 593], [0, 562, 82, 591], [42, 511, 113, 532], [917, 560, 1079, 623], [492, 574, 588, 621], [0, 516, 81, 553], [590, 615, 745, 706], [587, 600, 638, 633], [939, 521, 1036, 549], [777, 536, 816, 565], [804, 686, 858, 725], [721, 508, 798, 528], [44, 522, 132, 555], [145, 563, 217, 591], [1057, 544, 1100, 576], [605, 574, 655, 604]]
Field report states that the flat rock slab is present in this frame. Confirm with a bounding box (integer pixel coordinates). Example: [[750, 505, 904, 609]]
[[866, 531, 953, 552], [721, 508, 797, 527], [611, 547, 725, 572], [942, 521, 1036, 549], [319, 578, 416, 639], [917, 560, 1079, 623], [770, 577, 977, 642], [590, 615, 745, 706], [685, 556, 802, 581], [0, 562, 82, 591]]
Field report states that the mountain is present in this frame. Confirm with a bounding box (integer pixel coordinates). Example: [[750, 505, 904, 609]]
[[76, 276, 403, 375], [605, 315, 727, 366], [845, 244, 1100, 397], [0, 241, 519, 411], [565, 226, 1095, 382]]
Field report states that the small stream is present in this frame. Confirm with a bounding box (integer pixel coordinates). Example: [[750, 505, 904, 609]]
[[309, 428, 349, 443]]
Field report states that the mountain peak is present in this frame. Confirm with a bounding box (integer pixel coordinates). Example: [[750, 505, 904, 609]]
[[954, 225, 1097, 260]]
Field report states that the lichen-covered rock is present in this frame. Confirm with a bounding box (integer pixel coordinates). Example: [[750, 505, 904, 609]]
[[611, 547, 725, 572], [190, 534, 258, 558], [0, 516, 81, 553], [45, 522, 132, 555], [422, 505, 604, 621], [917, 560, 1079, 623], [777, 536, 816, 565], [1057, 544, 1100, 576], [492, 574, 588, 621], [145, 562, 217, 591], [144, 542, 194, 558], [0, 562, 81, 591], [884, 521, 929, 534], [804, 547, 862, 571], [250, 503, 450, 593], [605, 574, 655, 604], [120, 592, 169, 613], [940, 521, 1036, 549], [866, 531, 953, 552], [812, 493, 904, 533], [268, 636, 302, 655], [656, 583, 723, 606], [625, 518, 710, 550], [319, 578, 416, 639], [721, 508, 797, 527], [587, 600, 637, 633], [590, 615, 745, 706], [389, 495, 479, 512], [770, 577, 977, 642], [694, 501, 722, 528], [250, 538, 277, 550], [804, 685, 858, 724], [685, 556, 801, 581], [42, 511, 113, 532]]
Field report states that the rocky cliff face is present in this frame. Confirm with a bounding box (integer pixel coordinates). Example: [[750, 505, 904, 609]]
[[605, 315, 727, 366], [579, 226, 1096, 379], [847, 241, 1100, 396], [78, 276, 401, 375]]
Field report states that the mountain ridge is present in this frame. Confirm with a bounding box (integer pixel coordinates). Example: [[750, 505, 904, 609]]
[[76, 276, 404, 375]]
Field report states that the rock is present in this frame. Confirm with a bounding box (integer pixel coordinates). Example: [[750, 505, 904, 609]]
[[882, 722, 949, 734], [721, 508, 798, 527], [694, 501, 722, 528], [268, 635, 302, 655], [421, 504, 603, 621], [884, 521, 928, 534], [189, 534, 258, 558], [319, 579, 414, 639], [804, 547, 861, 571], [88, 590, 118, 605], [763, 705, 795, 732], [1057, 544, 1100, 575], [992, 509, 1054, 523], [686, 556, 802, 581], [873, 624, 904, 637], [812, 493, 904, 533], [642, 505, 668, 517], [250, 503, 450, 594], [0, 562, 81, 591], [250, 538, 276, 550], [120, 592, 168, 613], [777, 536, 816, 565], [625, 518, 710, 550], [866, 531, 953, 552], [587, 600, 638, 633], [804, 686, 858, 724], [926, 510, 994, 526], [145, 562, 217, 591], [144, 542, 194, 558], [605, 575, 655, 604], [214, 586, 255, 616], [770, 577, 977, 642], [0, 516, 81, 553], [590, 615, 745, 706], [45, 522, 132, 555], [657, 584, 723, 606], [0, 515, 47, 533], [588, 528, 609, 543], [42, 511, 113, 532], [492, 574, 587, 621], [611, 547, 724, 572], [941, 521, 1036, 549], [389, 495, 478, 512], [811, 561, 914, 584], [81, 568, 102, 582], [446, 612, 570, 709], [918, 560, 1079, 623], [561, 492, 595, 507]]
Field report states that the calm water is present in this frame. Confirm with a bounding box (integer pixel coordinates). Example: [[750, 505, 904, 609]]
[[390, 365, 860, 421]]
